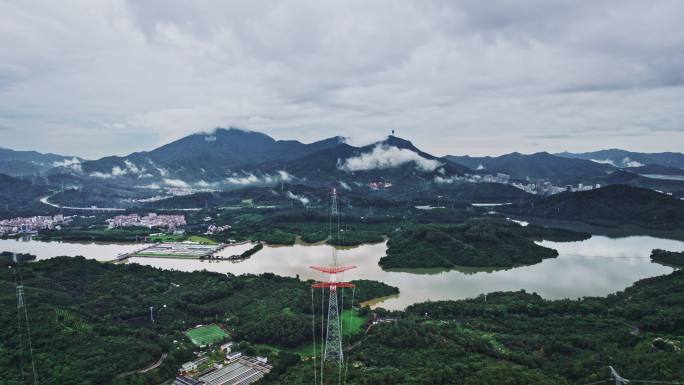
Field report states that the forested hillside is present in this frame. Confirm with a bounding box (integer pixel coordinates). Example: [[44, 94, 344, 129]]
[[0, 257, 396, 385], [275, 270, 684, 384], [379, 220, 588, 269], [502, 185, 684, 229]]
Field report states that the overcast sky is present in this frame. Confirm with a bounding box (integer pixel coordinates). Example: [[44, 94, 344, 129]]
[[1, 0, 683, 159]]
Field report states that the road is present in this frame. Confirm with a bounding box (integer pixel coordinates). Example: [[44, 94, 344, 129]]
[[116, 352, 168, 378], [138, 352, 168, 373], [40, 195, 126, 212]]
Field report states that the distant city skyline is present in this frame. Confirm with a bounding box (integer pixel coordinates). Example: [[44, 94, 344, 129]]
[[1, 1, 683, 158]]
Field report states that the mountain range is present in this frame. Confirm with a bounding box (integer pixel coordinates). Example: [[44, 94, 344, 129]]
[[2, 128, 684, 210], [46, 128, 470, 193], [0, 147, 82, 177], [445, 152, 615, 185], [557, 149, 684, 169]]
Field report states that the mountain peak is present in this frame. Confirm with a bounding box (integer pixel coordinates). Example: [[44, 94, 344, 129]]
[[382, 135, 415, 148]]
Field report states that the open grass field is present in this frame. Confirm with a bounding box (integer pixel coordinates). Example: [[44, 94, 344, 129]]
[[187, 235, 218, 244], [148, 233, 185, 243], [148, 234, 218, 244], [185, 324, 228, 346], [341, 309, 366, 334]]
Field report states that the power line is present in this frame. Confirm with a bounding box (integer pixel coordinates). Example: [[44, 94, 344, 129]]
[[14, 269, 25, 384], [311, 288, 317, 385], [320, 287, 324, 385], [14, 268, 39, 385], [343, 286, 355, 385]]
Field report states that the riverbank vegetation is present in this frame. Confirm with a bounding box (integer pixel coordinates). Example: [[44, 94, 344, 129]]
[[239, 242, 263, 258], [1, 251, 36, 264], [275, 269, 684, 384], [38, 226, 152, 242], [650, 249, 684, 267]]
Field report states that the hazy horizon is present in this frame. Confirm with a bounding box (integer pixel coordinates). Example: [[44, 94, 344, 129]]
[[3, 126, 683, 161]]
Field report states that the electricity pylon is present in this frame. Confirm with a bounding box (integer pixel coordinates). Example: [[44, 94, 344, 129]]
[[310, 265, 355, 363]]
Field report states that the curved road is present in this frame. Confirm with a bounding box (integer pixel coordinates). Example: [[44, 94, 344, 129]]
[[116, 352, 168, 378], [40, 195, 202, 212], [40, 195, 126, 212], [138, 352, 168, 373]]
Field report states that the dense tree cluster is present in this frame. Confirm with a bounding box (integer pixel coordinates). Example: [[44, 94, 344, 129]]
[[1, 251, 36, 264], [502, 185, 684, 232], [0, 257, 396, 385], [276, 270, 684, 384], [650, 249, 684, 267], [379, 220, 583, 268]]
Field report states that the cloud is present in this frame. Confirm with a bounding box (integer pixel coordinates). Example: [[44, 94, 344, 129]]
[[92, 159, 146, 178], [277, 170, 292, 181], [52, 157, 81, 168], [53, 157, 83, 172], [123, 159, 144, 174], [286, 191, 309, 205], [226, 173, 260, 185], [225, 171, 292, 185], [339, 181, 351, 190], [434, 175, 464, 184], [622, 157, 644, 168], [90, 171, 113, 179], [338, 144, 442, 172], [163, 178, 189, 188], [137, 183, 161, 189], [1, 1, 684, 157], [591, 157, 644, 168], [590, 159, 617, 167], [111, 166, 127, 176]]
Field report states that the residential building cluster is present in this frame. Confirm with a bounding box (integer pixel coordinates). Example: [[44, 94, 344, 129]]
[[175, 342, 271, 385], [444, 172, 602, 196], [106, 213, 186, 229], [204, 224, 232, 235], [0, 215, 72, 235], [511, 181, 602, 195]]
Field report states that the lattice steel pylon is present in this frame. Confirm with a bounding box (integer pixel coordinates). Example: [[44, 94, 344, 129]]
[[331, 188, 338, 216], [310, 266, 355, 363], [16, 284, 25, 309], [313, 187, 355, 366]]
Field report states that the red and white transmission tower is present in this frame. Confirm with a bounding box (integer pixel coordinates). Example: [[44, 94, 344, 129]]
[[310, 265, 355, 362], [310, 188, 356, 365]]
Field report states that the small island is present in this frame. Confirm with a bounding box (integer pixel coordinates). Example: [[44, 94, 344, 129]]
[[379, 220, 588, 269], [650, 249, 684, 267]]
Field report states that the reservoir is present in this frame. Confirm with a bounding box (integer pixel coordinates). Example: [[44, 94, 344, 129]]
[[1, 235, 681, 310]]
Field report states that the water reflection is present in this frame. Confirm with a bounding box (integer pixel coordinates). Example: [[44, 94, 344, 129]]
[[0, 236, 148, 261], [1, 235, 682, 310], [112, 236, 684, 310]]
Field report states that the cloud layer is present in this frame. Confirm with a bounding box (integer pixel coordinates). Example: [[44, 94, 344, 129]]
[[225, 171, 291, 185], [286, 191, 310, 206], [339, 145, 442, 172], [1, 1, 683, 157]]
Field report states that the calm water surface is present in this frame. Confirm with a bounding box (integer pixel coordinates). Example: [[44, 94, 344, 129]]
[[1, 235, 681, 310]]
